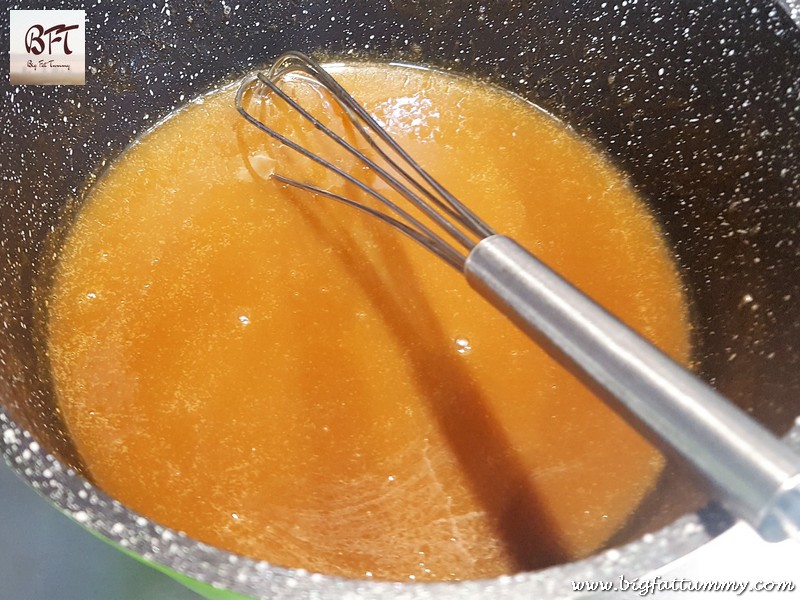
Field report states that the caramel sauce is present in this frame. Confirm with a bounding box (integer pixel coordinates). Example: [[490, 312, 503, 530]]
[[48, 63, 691, 581]]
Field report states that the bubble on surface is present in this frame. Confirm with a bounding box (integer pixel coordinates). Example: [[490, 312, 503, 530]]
[[454, 337, 472, 354]]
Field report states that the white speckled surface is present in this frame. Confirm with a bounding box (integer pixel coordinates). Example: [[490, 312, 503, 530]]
[[1, 0, 799, 598]]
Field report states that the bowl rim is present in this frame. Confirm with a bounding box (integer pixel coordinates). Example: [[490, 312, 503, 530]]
[[7, 405, 784, 600]]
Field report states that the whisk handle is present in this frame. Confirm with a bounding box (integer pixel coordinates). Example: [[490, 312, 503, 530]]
[[465, 234, 800, 542]]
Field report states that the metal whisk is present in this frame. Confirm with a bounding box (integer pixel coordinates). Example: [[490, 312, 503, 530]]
[[236, 51, 800, 543]]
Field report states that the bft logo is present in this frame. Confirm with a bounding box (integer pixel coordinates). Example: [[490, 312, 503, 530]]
[[25, 23, 80, 56], [9, 10, 86, 85]]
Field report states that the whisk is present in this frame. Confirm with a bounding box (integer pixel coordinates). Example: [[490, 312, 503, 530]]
[[236, 51, 800, 543]]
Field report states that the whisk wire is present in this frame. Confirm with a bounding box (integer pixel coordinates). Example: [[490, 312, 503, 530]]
[[254, 70, 477, 252], [268, 54, 495, 241], [270, 175, 466, 269], [237, 74, 467, 268], [236, 51, 496, 269]]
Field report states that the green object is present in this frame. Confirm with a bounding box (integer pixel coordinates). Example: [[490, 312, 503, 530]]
[[87, 524, 255, 600], [170, 573, 255, 600]]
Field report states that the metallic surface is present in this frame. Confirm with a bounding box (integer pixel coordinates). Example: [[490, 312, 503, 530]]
[[1, 0, 800, 598], [465, 235, 800, 542]]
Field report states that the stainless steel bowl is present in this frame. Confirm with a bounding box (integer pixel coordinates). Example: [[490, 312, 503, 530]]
[[2, 1, 799, 598]]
